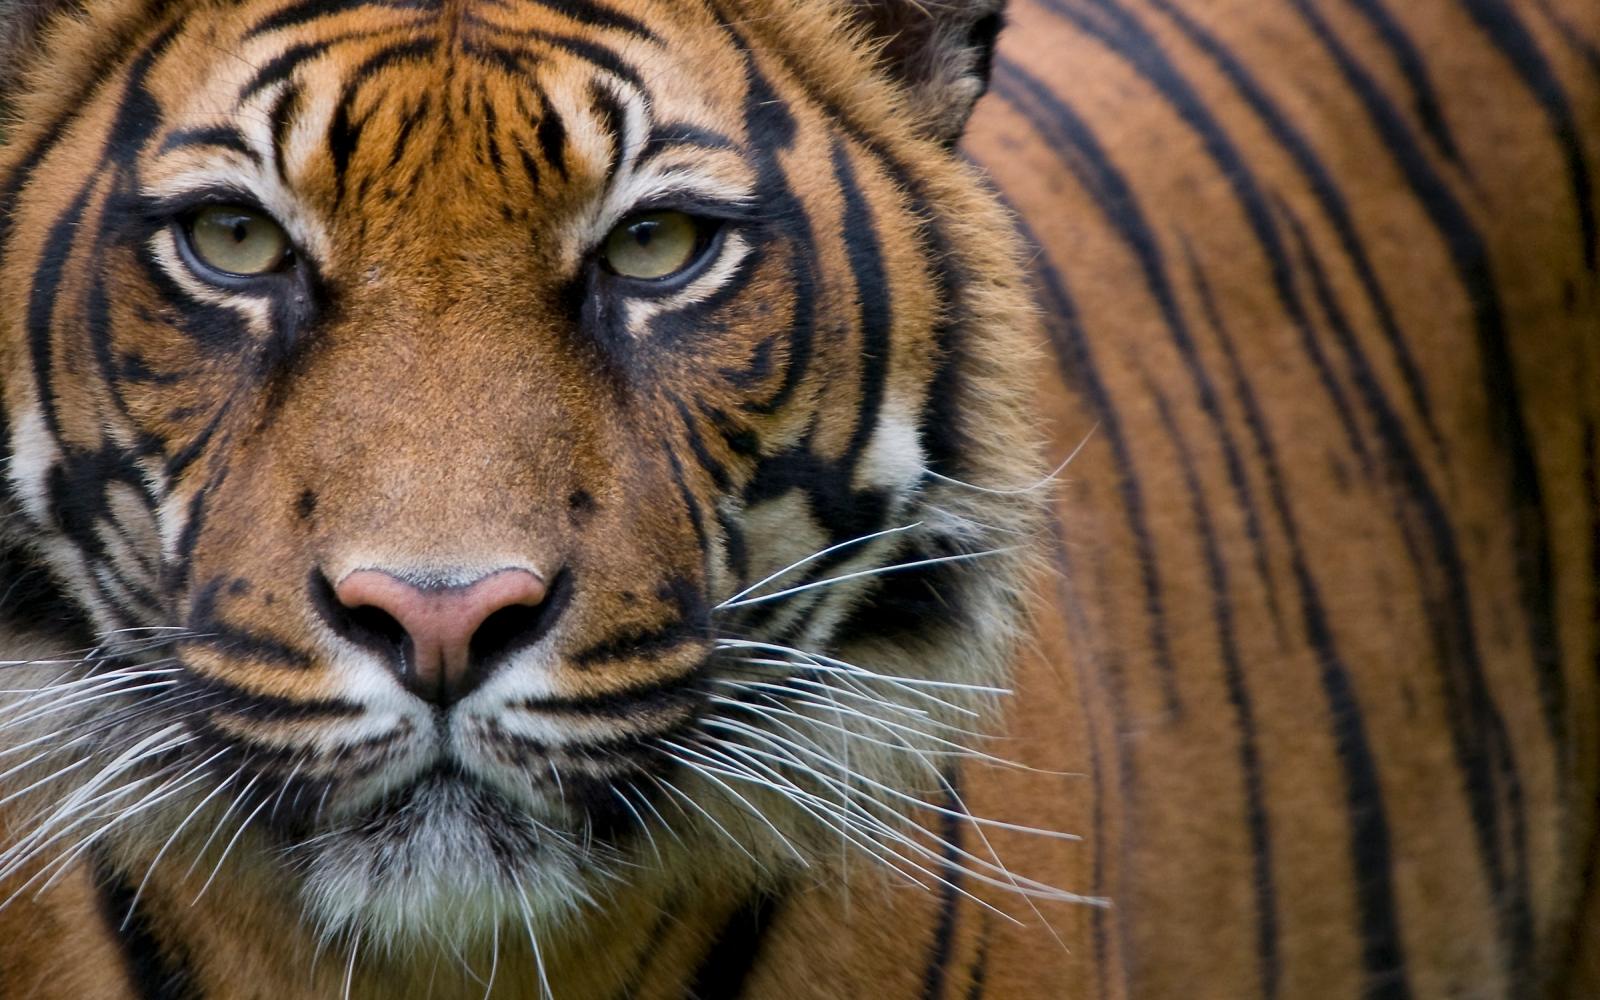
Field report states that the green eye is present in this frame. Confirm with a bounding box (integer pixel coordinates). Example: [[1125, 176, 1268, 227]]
[[186, 205, 291, 277], [601, 211, 707, 281]]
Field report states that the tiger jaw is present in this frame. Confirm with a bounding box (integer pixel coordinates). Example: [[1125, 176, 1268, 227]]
[[287, 763, 602, 944]]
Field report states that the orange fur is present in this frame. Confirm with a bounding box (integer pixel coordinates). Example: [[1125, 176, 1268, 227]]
[[0, 0, 1596, 997]]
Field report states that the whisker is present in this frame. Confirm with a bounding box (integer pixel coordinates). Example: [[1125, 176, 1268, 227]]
[[717, 548, 1017, 610], [920, 425, 1096, 496], [718, 522, 923, 607]]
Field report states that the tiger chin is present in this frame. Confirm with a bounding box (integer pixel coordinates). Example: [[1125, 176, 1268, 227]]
[[0, 0, 1044, 977]]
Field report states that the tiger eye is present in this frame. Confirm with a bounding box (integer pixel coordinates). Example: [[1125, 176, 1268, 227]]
[[602, 211, 702, 280], [187, 205, 290, 277]]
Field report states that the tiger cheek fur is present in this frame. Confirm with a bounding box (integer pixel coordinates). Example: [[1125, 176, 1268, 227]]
[[0, 0, 1041, 952]]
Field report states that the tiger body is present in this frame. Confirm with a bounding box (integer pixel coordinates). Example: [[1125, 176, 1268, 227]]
[[0, 0, 1596, 997]]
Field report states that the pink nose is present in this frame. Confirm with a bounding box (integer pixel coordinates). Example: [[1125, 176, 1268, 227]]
[[333, 568, 549, 705]]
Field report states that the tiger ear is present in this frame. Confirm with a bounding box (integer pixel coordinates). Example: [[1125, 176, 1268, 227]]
[[846, 0, 1007, 145]]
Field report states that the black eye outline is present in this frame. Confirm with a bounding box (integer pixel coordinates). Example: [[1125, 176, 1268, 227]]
[[592, 206, 736, 296], [170, 201, 299, 291]]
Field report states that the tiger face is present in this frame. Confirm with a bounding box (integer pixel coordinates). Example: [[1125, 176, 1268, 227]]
[[0, 0, 1038, 944]]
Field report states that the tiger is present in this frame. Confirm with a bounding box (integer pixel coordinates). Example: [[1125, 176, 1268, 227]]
[[0, 0, 1596, 996]]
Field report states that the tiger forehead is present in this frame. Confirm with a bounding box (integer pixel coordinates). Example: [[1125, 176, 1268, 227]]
[[147, 1, 755, 192]]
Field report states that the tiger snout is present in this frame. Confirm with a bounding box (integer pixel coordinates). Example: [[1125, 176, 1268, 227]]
[[314, 566, 559, 708]]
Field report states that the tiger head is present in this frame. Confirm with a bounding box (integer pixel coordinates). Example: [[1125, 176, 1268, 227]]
[[0, 0, 1041, 945]]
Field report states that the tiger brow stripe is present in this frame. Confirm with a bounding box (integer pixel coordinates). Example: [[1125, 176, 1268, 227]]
[[156, 126, 259, 163], [1145, 0, 1442, 453], [268, 81, 304, 184], [589, 81, 629, 187], [244, 0, 433, 39], [386, 92, 432, 171], [534, 0, 660, 39], [457, 28, 646, 90], [327, 38, 437, 206], [1457, 0, 1596, 271], [993, 59, 1414, 999], [536, 89, 570, 180], [242, 37, 362, 100]]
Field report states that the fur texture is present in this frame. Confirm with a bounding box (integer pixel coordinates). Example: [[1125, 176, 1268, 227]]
[[0, 0, 1596, 997]]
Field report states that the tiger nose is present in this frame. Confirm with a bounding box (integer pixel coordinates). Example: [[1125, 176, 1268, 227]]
[[332, 568, 550, 706]]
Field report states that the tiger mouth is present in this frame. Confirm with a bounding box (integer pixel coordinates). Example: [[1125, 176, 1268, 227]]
[[332, 762, 555, 852], [276, 720, 682, 855]]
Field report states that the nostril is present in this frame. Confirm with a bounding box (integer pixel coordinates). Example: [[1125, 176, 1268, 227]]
[[345, 603, 411, 661], [309, 566, 571, 707], [468, 569, 574, 671], [310, 569, 412, 668]]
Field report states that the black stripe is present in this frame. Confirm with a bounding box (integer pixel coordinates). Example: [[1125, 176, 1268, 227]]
[[919, 778, 966, 1000], [590, 80, 629, 186], [1146, 371, 1280, 998], [515, 669, 702, 717], [540, 0, 660, 40], [93, 852, 203, 1000], [1033, 0, 1376, 474], [27, 184, 96, 441], [387, 92, 432, 170], [641, 123, 738, 165], [964, 917, 990, 1000], [1458, 0, 1596, 271], [989, 65, 1185, 714], [537, 89, 570, 180], [712, 18, 819, 418], [156, 126, 258, 162], [997, 71, 1413, 991], [1146, 0, 1442, 451], [832, 137, 895, 471], [327, 38, 436, 205], [1292, 0, 1565, 781], [1344, 0, 1464, 165], [458, 26, 646, 90], [179, 673, 362, 722], [678, 399, 732, 492], [1186, 254, 1415, 998], [244, 0, 431, 39], [0, 18, 179, 254], [685, 891, 779, 1000], [1280, 203, 1534, 980]]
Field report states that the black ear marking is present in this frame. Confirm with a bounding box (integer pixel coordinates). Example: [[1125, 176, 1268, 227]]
[[847, 0, 1008, 145]]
